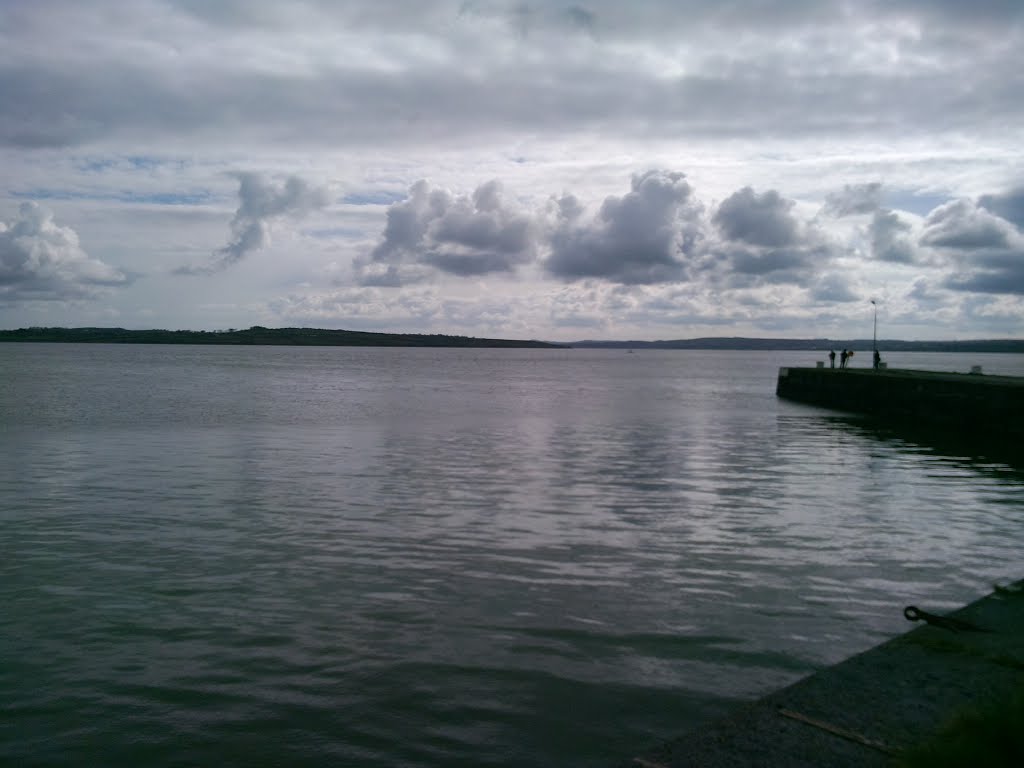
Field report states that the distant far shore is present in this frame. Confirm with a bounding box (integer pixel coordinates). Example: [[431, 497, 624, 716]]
[[0, 327, 1022, 353], [0, 326, 561, 348], [570, 337, 1024, 352]]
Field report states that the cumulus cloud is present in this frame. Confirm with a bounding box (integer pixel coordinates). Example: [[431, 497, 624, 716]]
[[713, 187, 798, 247], [869, 209, 917, 263], [944, 248, 1024, 295], [363, 179, 537, 283], [704, 186, 833, 285], [978, 186, 1024, 229], [907, 277, 940, 303], [719, 245, 824, 280], [810, 273, 859, 302], [360, 172, 845, 292], [0, 202, 127, 302], [544, 170, 702, 284], [823, 182, 883, 217], [542, 178, 843, 290], [178, 173, 329, 274], [820, 183, 919, 263], [919, 199, 1016, 250], [921, 198, 1024, 295]]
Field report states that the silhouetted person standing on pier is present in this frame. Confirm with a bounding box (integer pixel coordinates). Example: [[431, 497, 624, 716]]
[[839, 349, 848, 368], [829, 349, 836, 368], [873, 349, 881, 370]]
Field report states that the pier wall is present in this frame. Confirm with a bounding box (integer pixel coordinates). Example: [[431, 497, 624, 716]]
[[776, 367, 1024, 439]]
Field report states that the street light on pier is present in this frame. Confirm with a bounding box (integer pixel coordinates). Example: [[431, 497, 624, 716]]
[[871, 300, 877, 353], [871, 300, 880, 370]]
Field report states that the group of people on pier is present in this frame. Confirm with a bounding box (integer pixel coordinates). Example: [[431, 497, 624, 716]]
[[828, 348, 883, 370]]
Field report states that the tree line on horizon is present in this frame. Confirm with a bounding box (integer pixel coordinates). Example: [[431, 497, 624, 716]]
[[0, 326, 559, 348], [1, 326, 1022, 353]]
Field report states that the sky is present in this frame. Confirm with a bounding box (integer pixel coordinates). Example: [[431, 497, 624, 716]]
[[1, 0, 1023, 341]]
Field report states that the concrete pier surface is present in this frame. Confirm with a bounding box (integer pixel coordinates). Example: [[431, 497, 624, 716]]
[[776, 367, 1024, 440], [624, 585, 1024, 767]]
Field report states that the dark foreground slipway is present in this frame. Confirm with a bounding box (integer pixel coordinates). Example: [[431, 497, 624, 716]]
[[624, 584, 1024, 767]]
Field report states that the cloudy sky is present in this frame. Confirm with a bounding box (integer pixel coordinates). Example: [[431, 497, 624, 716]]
[[2, 0, 1023, 341]]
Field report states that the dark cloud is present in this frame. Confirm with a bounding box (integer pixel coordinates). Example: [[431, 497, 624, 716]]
[[178, 173, 328, 274], [364, 173, 840, 289], [723, 244, 825, 279], [370, 181, 450, 263], [823, 182, 883, 217], [920, 199, 1015, 250], [888, 0, 1024, 25], [703, 187, 832, 287], [959, 292, 1024, 334], [2, 1, 1021, 151], [978, 186, 1024, 229], [544, 170, 702, 284], [920, 197, 1024, 295], [870, 209, 916, 263], [422, 249, 524, 276], [944, 249, 1024, 295], [907, 277, 940, 304], [713, 187, 798, 247], [0, 202, 127, 302], [367, 179, 537, 279], [810, 273, 859, 302], [944, 263, 1024, 295], [566, 5, 596, 32]]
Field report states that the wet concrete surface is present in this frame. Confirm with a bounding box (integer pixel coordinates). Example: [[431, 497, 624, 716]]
[[624, 584, 1024, 767]]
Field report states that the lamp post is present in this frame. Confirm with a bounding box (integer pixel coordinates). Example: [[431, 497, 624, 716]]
[[871, 300, 879, 370], [871, 300, 877, 352]]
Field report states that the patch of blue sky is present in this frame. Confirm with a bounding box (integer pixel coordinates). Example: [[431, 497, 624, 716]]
[[883, 189, 951, 217], [73, 154, 183, 173], [341, 191, 406, 206], [123, 191, 212, 205], [12, 189, 212, 205]]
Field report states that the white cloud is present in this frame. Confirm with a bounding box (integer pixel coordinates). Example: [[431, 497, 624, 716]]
[[178, 172, 329, 274], [921, 199, 1017, 251], [917, 198, 1024, 294], [364, 178, 537, 281], [1, 1, 1023, 338], [714, 187, 799, 248], [544, 170, 702, 284], [870, 209, 917, 264], [0, 202, 127, 303], [823, 183, 883, 218]]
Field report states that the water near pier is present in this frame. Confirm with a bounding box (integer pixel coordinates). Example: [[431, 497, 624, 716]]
[[2, 345, 1023, 767]]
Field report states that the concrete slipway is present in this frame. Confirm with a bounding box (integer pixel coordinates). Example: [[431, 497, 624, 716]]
[[622, 585, 1024, 767]]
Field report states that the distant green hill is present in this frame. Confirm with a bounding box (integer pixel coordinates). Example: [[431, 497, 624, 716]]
[[0, 326, 562, 348]]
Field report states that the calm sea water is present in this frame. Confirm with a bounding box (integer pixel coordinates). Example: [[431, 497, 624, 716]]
[[2, 344, 1023, 767]]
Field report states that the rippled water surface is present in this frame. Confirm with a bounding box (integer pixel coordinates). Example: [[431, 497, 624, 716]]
[[2, 345, 1023, 767]]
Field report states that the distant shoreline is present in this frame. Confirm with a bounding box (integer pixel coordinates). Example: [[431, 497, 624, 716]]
[[570, 337, 1024, 352], [0, 326, 561, 348], [1, 327, 1022, 352]]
